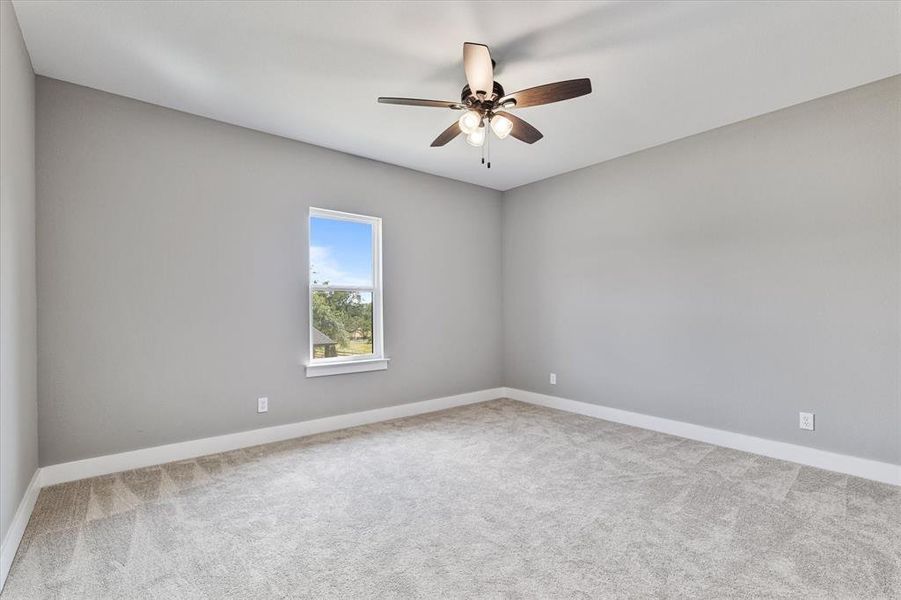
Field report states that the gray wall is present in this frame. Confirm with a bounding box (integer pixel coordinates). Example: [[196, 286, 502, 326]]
[[36, 77, 503, 466], [0, 0, 38, 544], [33, 72, 901, 468], [503, 76, 900, 464]]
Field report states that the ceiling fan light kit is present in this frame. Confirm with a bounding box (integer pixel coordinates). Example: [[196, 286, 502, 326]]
[[378, 42, 592, 168]]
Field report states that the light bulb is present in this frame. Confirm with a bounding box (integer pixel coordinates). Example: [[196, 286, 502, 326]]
[[465, 126, 485, 147], [490, 114, 513, 139], [458, 110, 481, 134]]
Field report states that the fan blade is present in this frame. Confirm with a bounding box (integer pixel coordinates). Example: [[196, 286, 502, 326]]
[[430, 121, 462, 147], [463, 42, 493, 97], [378, 97, 463, 109], [498, 78, 591, 109], [501, 112, 543, 144]]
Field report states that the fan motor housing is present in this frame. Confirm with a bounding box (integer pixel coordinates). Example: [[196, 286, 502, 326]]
[[461, 81, 505, 106]]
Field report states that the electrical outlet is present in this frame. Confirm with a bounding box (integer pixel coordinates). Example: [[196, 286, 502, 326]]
[[799, 412, 814, 431], [549, 373, 557, 385], [257, 397, 268, 414]]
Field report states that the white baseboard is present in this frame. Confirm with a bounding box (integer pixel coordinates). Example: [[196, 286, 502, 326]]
[[504, 387, 901, 487], [2, 387, 502, 589], [8, 384, 894, 592], [40, 387, 505, 487], [0, 469, 41, 592]]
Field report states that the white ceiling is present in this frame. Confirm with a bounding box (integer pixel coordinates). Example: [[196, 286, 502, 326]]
[[12, 1, 901, 191]]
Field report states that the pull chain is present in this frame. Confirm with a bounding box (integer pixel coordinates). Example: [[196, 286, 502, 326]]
[[481, 116, 486, 165], [486, 122, 491, 169], [477, 117, 493, 169]]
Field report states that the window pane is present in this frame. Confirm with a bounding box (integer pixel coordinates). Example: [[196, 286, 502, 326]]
[[310, 217, 373, 287], [312, 290, 373, 358]]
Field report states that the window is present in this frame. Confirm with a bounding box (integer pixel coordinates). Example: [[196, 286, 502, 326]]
[[305, 208, 386, 377]]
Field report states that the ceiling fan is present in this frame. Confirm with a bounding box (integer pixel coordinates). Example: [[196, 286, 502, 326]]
[[378, 42, 591, 168]]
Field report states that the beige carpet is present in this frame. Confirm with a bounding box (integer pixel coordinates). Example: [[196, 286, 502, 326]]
[[2, 399, 899, 599]]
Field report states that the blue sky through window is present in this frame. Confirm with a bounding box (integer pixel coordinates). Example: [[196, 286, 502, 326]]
[[310, 217, 373, 288]]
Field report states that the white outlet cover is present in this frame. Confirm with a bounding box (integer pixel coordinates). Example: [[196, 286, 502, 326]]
[[549, 373, 557, 385], [799, 412, 814, 431], [257, 397, 269, 413]]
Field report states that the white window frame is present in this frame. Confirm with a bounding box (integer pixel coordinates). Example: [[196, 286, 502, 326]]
[[305, 207, 387, 377]]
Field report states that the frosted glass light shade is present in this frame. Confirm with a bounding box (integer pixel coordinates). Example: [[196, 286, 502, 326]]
[[465, 127, 486, 147], [458, 110, 482, 134], [490, 114, 513, 139]]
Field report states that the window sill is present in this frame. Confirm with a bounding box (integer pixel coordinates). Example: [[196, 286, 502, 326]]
[[305, 357, 390, 378]]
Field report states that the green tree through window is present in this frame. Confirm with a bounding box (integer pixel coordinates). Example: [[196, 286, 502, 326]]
[[312, 287, 373, 356]]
